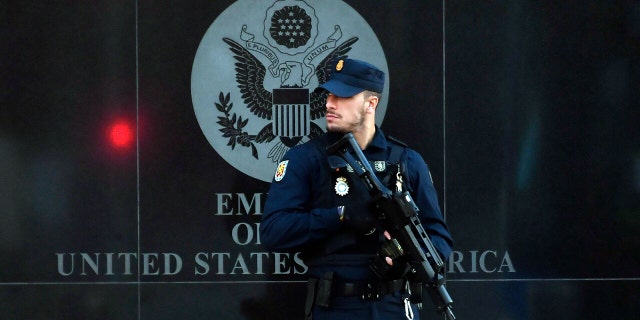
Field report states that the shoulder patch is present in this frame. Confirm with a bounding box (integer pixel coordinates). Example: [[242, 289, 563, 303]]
[[274, 160, 289, 182]]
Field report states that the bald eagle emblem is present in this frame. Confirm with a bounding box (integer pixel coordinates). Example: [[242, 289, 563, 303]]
[[192, 0, 389, 182], [214, 1, 358, 162]]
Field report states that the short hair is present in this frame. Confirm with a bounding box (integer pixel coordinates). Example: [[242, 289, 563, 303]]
[[363, 90, 381, 101]]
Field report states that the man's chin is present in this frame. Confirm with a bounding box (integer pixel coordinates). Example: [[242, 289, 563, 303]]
[[325, 125, 346, 134]]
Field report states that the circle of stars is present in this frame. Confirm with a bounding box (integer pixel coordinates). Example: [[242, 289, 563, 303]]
[[269, 5, 312, 49]]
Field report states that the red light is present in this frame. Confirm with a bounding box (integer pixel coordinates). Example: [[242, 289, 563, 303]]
[[108, 120, 134, 148]]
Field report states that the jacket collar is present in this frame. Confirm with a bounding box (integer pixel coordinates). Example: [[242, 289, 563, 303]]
[[322, 126, 387, 151]]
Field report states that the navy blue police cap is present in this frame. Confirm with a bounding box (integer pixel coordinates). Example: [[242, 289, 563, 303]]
[[317, 59, 385, 97]]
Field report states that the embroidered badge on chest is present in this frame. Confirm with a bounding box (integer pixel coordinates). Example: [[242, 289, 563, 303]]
[[374, 161, 386, 172], [334, 176, 349, 196]]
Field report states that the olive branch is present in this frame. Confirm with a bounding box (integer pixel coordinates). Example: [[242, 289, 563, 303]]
[[215, 92, 259, 159]]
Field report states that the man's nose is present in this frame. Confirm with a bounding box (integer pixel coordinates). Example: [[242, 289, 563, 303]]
[[326, 95, 337, 109]]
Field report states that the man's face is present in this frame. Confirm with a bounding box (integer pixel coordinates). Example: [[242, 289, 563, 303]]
[[325, 91, 369, 133]]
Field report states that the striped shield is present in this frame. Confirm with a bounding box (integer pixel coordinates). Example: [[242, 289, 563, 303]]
[[272, 88, 310, 138]]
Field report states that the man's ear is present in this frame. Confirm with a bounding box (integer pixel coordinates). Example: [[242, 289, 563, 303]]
[[368, 96, 379, 111]]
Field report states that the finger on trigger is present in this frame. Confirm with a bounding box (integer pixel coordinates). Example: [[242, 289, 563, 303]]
[[385, 256, 393, 266]]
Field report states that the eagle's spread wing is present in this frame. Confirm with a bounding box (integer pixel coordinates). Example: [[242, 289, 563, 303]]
[[223, 37, 273, 120], [309, 37, 359, 120]]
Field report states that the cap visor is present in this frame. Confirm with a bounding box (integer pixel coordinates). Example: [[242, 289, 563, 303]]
[[317, 80, 364, 98]]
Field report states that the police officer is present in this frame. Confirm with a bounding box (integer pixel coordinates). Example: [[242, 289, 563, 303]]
[[260, 58, 453, 320]]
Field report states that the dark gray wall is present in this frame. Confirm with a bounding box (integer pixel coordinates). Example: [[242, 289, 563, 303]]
[[1, 1, 638, 319]]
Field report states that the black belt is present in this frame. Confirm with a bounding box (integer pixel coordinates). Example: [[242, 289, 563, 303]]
[[333, 279, 405, 300]]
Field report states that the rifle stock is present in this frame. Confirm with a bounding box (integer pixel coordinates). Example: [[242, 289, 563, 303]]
[[327, 133, 456, 320]]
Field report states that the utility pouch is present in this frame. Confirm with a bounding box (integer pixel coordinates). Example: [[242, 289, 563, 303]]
[[315, 272, 334, 308]]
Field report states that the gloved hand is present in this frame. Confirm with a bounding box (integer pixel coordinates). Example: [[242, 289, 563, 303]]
[[338, 201, 378, 235]]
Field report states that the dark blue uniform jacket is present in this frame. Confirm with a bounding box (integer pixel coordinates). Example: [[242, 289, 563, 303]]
[[260, 128, 453, 281]]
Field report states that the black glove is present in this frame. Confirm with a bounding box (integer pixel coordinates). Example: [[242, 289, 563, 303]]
[[339, 201, 377, 235]]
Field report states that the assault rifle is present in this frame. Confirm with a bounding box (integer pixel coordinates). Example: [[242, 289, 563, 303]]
[[327, 133, 455, 320]]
